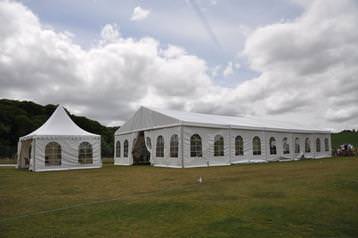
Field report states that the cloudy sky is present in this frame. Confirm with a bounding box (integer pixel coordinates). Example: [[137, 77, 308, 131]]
[[0, 0, 357, 130]]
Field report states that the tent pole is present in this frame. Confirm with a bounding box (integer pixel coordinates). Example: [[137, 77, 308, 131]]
[[228, 126, 232, 164], [181, 124, 184, 168], [33, 139, 36, 171], [263, 130, 267, 162], [292, 133, 294, 160], [16, 141, 21, 169], [312, 134, 315, 159], [113, 135, 115, 162]]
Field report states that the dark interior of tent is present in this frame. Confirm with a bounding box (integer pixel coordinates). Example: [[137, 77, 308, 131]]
[[132, 131, 150, 165]]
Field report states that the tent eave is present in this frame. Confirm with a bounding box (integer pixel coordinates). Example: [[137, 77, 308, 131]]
[[115, 120, 330, 136], [20, 134, 100, 141]]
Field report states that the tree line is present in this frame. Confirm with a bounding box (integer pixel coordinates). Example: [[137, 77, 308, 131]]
[[0, 99, 118, 158]]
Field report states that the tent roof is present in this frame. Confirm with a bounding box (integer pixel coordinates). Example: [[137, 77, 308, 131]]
[[116, 106, 330, 135], [21, 105, 99, 139]]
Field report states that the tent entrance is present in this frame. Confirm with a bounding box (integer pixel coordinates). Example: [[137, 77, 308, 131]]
[[132, 131, 150, 165], [18, 139, 32, 169]]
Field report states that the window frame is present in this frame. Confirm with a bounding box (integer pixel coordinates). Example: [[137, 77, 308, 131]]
[[252, 136, 261, 155], [170, 134, 179, 158], [283, 137, 290, 154], [116, 140, 121, 158], [324, 138, 329, 152], [45, 142, 62, 166], [305, 138, 311, 153], [235, 135, 244, 156], [156, 135, 164, 158], [295, 138, 300, 153], [214, 135, 224, 157], [123, 140, 129, 158], [79, 141, 93, 164], [316, 138, 321, 152], [190, 134, 202, 157], [269, 137, 277, 155]]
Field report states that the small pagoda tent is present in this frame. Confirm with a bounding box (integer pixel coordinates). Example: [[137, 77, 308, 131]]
[[17, 105, 101, 172]]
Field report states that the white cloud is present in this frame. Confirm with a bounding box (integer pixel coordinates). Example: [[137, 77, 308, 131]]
[[130, 6, 150, 21], [0, 1, 220, 125], [240, 0, 358, 127], [223, 61, 233, 77], [100, 24, 120, 44], [0, 0, 358, 131]]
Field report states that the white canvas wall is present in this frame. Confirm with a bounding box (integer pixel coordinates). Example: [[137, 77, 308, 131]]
[[114, 125, 331, 168], [145, 127, 182, 168], [229, 129, 267, 164], [114, 132, 137, 166], [182, 126, 230, 167], [31, 136, 101, 172], [114, 127, 183, 168]]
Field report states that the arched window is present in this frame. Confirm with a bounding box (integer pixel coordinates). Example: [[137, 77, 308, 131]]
[[79, 142, 93, 164], [252, 136, 261, 155], [324, 138, 329, 152], [156, 136, 164, 157], [214, 135, 224, 156], [45, 142, 61, 166], [295, 138, 300, 153], [116, 141, 121, 158], [170, 134, 179, 158], [124, 140, 129, 158], [235, 136, 243, 156], [316, 138, 321, 152], [283, 137, 290, 154], [190, 134, 202, 157], [269, 137, 277, 155], [305, 138, 311, 153]]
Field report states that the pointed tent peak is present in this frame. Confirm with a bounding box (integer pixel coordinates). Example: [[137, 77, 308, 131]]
[[21, 104, 99, 139]]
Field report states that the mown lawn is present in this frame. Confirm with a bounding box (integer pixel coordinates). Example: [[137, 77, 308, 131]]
[[0, 158, 16, 164], [1, 157, 358, 238]]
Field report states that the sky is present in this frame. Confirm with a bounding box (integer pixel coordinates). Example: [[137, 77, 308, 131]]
[[0, 0, 357, 131]]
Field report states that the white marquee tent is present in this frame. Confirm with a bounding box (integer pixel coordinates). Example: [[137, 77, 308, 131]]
[[17, 105, 102, 172], [114, 107, 331, 168]]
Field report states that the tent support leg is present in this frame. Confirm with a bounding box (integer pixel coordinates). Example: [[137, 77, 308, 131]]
[[263, 130, 268, 162], [228, 126, 232, 164], [181, 125, 184, 168], [33, 139, 36, 171]]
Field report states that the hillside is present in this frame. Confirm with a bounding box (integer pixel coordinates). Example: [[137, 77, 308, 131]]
[[0, 99, 118, 158], [1, 99, 357, 159], [331, 130, 358, 149]]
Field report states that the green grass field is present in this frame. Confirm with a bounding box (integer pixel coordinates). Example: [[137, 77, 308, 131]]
[[0, 158, 16, 164], [1, 158, 358, 238]]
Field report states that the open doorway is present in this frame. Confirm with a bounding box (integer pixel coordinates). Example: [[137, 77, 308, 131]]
[[18, 140, 32, 169], [132, 131, 150, 165]]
